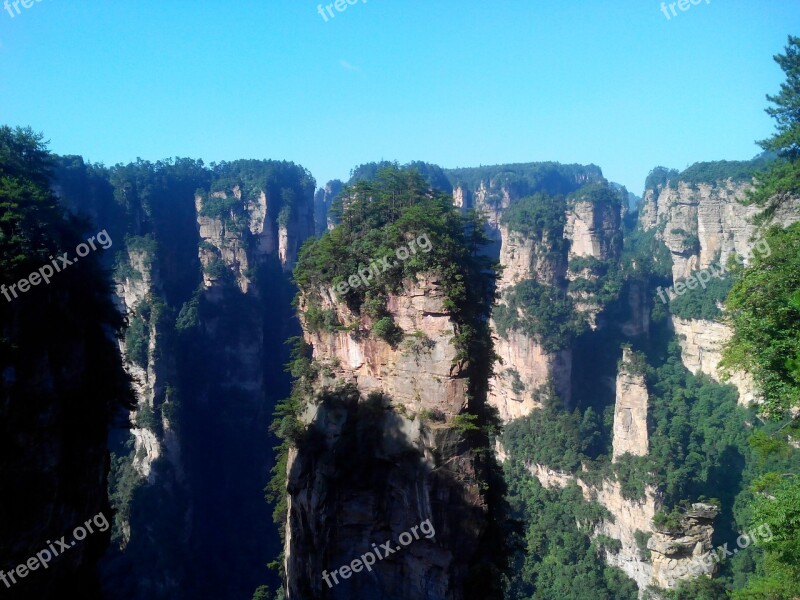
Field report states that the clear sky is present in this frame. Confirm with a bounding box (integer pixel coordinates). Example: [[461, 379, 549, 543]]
[[0, 0, 797, 194]]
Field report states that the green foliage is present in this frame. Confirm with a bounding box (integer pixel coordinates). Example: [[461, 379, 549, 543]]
[[670, 272, 733, 320], [199, 193, 240, 220], [502, 392, 602, 473], [451, 413, 481, 434], [125, 234, 158, 260], [745, 36, 800, 220], [418, 408, 446, 422], [647, 342, 749, 506], [652, 505, 684, 532], [721, 222, 800, 417], [670, 228, 701, 254], [611, 454, 653, 501], [348, 160, 452, 192], [501, 191, 567, 254], [493, 279, 585, 352], [267, 339, 316, 531], [506, 368, 525, 394], [0, 126, 70, 278], [135, 403, 159, 430], [371, 315, 403, 346], [664, 576, 730, 600], [645, 157, 772, 192], [251, 585, 274, 600], [645, 166, 680, 191], [504, 459, 639, 600], [294, 166, 496, 364], [622, 226, 673, 280], [567, 181, 624, 207], [108, 447, 143, 544], [203, 255, 231, 281], [303, 304, 339, 333], [733, 476, 800, 598], [678, 157, 772, 186], [175, 292, 201, 332], [125, 300, 151, 368], [619, 347, 648, 376], [568, 256, 624, 306], [446, 161, 603, 199], [634, 530, 652, 561]]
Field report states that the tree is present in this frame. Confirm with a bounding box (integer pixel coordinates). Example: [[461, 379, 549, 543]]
[[747, 36, 800, 220], [721, 222, 800, 418], [723, 38, 800, 599]]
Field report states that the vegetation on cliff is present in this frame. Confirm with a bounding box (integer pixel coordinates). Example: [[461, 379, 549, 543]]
[[719, 36, 800, 600], [0, 126, 136, 595], [294, 165, 496, 360]]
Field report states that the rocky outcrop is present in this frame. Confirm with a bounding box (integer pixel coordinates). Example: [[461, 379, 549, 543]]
[[671, 316, 757, 406], [302, 277, 467, 415], [453, 185, 470, 210], [564, 197, 622, 261], [489, 329, 571, 421], [564, 187, 624, 329], [612, 348, 649, 460], [284, 275, 495, 599], [497, 225, 564, 290], [639, 179, 800, 281], [314, 180, 343, 235], [486, 183, 626, 420], [196, 182, 315, 291], [648, 504, 719, 590], [528, 463, 718, 595], [115, 248, 167, 482], [528, 463, 659, 591]]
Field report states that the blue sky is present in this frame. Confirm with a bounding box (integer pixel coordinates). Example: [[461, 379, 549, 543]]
[[0, 0, 797, 194]]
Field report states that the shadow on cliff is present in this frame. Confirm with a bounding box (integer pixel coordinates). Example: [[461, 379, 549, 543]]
[[285, 388, 507, 600]]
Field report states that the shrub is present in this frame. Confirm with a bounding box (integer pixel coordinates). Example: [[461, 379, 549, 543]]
[[372, 316, 403, 346]]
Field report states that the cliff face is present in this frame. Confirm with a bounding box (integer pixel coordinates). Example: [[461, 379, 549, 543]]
[[115, 248, 177, 484], [490, 329, 572, 421], [565, 197, 621, 262], [50, 157, 315, 600], [284, 275, 495, 599], [527, 474, 718, 594], [612, 349, 649, 460], [0, 152, 135, 598], [0, 290, 132, 598], [487, 182, 624, 421], [639, 178, 800, 280], [639, 174, 800, 406], [314, 180, 344, 236], [564, 188, 624, 329], [671, 316, 757, 406], [489, 223, 572, 419]]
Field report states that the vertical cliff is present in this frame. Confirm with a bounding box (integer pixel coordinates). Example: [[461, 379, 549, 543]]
[[51, 157, 315, 600], [487, 179, 624, 421], [640, 169, 799, 277], [0, 135, 135, 599], [314, 180, 344, 236], [612, 348, 649, 461], [279, 168, 503, 600], [639, 162, 800, 405]]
